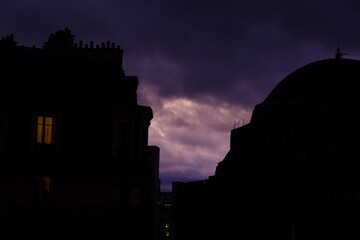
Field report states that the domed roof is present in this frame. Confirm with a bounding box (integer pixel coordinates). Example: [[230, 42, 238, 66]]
[[263, 57, 360, 103], [250, 56, 360, 123]]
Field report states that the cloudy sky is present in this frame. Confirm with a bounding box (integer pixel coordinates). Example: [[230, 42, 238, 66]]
[[1, 0, 360, 191]]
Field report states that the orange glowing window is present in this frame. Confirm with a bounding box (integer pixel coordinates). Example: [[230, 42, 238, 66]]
[[36, 176, 51, 192], [37, 116, 56, 144], [43, 176, 51, 191]]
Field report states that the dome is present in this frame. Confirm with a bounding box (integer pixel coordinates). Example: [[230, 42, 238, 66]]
[[264, 58, 360, 103], [251, 57, 360, 122]]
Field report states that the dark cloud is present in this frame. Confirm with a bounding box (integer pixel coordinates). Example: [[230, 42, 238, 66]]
[[121, 0, 360, 107], [3, 1, 359, 104]]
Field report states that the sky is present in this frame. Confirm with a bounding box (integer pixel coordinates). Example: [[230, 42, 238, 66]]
[[1, 0, 360, 191]]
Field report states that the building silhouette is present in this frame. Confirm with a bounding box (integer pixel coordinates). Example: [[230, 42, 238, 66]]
[[175, 52, 360, 240], [157, 191, 176, 240], [0, 29, 160, 240]]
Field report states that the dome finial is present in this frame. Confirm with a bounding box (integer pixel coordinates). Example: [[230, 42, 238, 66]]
[[336, 46, 343, 59], [335, 46, 350, 60]]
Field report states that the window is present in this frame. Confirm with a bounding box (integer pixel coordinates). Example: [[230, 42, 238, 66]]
[[37, 116, 56, 144], [42, 176, 51, 192], [37, 176, 51, 192], [37, 176, 51, 202], [112, 118, 134, 159]]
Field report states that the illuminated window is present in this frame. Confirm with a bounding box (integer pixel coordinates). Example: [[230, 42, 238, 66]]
[[43, 176, 51, 192], [37, 116, 56, 144], [36, 176, 51, 192], [165, 231, 170, 237], [165, 223, 170, 229]]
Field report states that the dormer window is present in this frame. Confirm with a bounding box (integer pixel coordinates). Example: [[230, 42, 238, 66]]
[[37, 116, 56, 144]]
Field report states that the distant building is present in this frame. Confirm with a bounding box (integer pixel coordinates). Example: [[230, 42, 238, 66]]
[[175, 53, 360, 240], [157, 191, 176, 240], [0, 28, 160, 240]]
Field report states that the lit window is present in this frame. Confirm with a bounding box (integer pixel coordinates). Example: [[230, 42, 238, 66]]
[[37, 116, 55, 144], [165, 223, 170, 229], [43, 176, 51, 192], [36, 176, 51, 192], [165, 231, 170, 237]]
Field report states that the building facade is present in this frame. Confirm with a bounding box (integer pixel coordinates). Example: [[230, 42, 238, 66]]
[[175, 53, 360, 240], [0, 29, 160, 239]]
